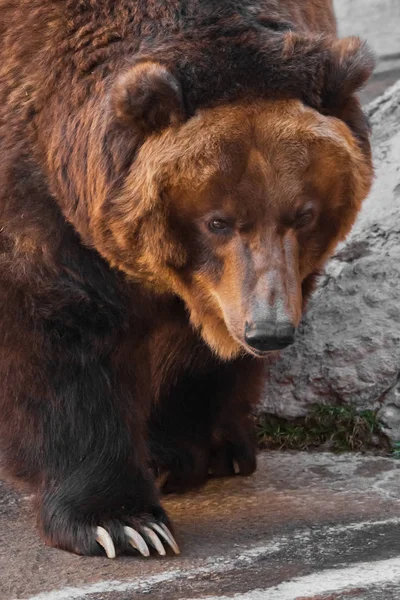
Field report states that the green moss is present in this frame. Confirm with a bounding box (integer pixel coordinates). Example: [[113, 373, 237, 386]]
[[257, 404, 389, 452], [392, 441, 400, 459]]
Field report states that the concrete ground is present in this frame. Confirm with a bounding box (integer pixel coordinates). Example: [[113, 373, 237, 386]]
[[3, 452, 400, 600]]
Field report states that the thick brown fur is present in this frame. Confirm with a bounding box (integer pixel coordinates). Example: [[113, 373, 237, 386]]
[[0, 0, 373, 556]]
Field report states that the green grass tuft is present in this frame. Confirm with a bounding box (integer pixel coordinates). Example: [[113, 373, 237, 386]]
[[256, 404, 389, 453], [392, 441, 400, 459]]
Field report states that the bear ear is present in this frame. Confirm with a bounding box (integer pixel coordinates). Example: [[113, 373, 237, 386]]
[[320, 37, 375, 156], [322, 37, 375, 110], [111, 61, 186, 133]]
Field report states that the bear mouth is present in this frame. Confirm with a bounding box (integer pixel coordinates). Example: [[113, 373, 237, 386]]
[[242, 345, 282, 359], [227, 332, 279, 359]]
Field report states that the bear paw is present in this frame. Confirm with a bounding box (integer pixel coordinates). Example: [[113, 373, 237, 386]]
[[156, 436, 256, 495], [208, 438, 257, 479], [154, 443, 209, 495], [208, 417, 257, 480], [40, 502, 180, 558]]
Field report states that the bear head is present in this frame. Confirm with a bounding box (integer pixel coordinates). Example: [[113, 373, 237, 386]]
[[94, 44, 374, 360]]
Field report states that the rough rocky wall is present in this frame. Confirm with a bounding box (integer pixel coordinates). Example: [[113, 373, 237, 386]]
[[261, 81, 400, 443]]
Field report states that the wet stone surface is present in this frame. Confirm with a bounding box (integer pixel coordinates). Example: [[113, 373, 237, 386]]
[[2, 452, 400, 600]]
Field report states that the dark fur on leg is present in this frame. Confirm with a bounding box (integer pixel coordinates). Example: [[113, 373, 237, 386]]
[[149, 356, 264, 494]]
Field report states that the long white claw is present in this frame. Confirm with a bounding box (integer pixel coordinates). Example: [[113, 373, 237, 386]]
[[95, 526, 116, 559], [233, 460, 241, 475], [141, 526, 166, 556], [150, 522, 180, 555], [123, 526, 150, 557]]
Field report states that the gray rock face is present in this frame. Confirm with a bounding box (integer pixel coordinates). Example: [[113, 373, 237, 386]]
[[261, 81, 400, 442]]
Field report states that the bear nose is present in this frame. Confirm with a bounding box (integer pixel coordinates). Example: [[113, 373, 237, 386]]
[[244, 321, 296, 353]]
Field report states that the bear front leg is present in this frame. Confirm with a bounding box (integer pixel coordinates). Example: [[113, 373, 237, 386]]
[[149, 369, 214, 494], [0, 149, 179, 558], [149, 356, 264, 493], [33, 358, 179, 557], [1, 314, 179, 558], [208, 357, 263, 480]]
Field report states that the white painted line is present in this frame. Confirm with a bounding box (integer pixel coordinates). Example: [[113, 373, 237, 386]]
[[22, 516, 400, 600], [193, 556, 400, 600], [21, 569, 204, 600]]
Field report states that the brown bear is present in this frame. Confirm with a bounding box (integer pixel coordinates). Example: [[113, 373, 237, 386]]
[[0, 0, 374, 558]]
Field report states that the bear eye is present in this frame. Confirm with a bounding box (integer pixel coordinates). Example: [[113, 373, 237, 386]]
[[208, 219, 231, 234], [294, 209, 315, 229]]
